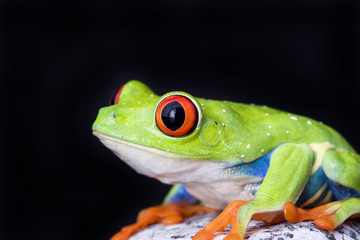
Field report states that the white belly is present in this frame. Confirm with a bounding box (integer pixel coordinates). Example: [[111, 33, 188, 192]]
[[185, 179, 261, 209], [94, 131, 263, 209]]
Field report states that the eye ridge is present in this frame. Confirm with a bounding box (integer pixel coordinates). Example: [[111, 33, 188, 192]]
[[161, 101, 186, 131]]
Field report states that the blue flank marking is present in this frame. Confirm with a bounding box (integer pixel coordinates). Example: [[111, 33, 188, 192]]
[[296, 167, 328, 207], [296, 167, 360, 207], [327, 179, 360, 201], [168, 184, 198, 204], [228, 149, 275, 178], [309, 184, 331, 208]]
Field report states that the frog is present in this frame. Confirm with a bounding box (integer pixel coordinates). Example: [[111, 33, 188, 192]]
[[92, 80, 360, 240]]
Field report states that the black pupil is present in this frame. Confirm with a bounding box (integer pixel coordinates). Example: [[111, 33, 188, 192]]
[[161, 101, 185, 131]]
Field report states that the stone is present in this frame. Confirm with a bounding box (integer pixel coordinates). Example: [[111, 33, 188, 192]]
[[130, 213, 360, 240]]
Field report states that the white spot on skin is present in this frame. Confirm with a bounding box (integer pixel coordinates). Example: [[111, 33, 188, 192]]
[[241, 154, 245, 158], [307, 120, 312, 125], [166, 149, 170, 152], [286, 130, 289, 134], [239, 142, 242, 145], [222, 123, 225, 127], [222, 109, 226, 112], [247, 133, 250, 136], [150, 94, 154, 97], [266, 133, 271, 136], [268, 125, 272, 128], [290, 116, 298, 121], [261, 149, 264, 153], [246, 144, 251, 149], [265, 113, 269, 116]]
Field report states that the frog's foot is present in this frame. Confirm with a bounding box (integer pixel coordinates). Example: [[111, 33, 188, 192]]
[[193, 200, 249, 240], [110, 202, 215, 240], [283, 198, 360, 231], [283, 201, 338, 230]]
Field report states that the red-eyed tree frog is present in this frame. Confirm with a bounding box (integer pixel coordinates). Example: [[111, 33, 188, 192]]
[[93, 80, 360, 240]]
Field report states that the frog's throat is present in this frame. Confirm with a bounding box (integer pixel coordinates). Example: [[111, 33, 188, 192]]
[[92, 131, 226, 184], [93, 131, 263, 209]]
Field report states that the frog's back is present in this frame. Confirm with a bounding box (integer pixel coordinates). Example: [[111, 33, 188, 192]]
[[218, 101, 356, 155]]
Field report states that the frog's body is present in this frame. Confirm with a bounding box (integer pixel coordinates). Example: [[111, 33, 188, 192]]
[[93, 80, 360, 240]]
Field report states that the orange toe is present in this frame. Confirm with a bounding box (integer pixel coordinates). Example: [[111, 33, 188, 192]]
[[283, 202, 302, 223], [314, 216, 336, 231], [223, 232, 243, 240], [110, 223, 138, 240], [162, 215, 183, 225], [192, 230, 215, 240], [193, 200, 249, 240], [110, 232, 129, 240]]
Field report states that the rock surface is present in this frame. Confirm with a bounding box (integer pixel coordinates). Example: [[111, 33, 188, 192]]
[[130, 213, 360, 240]]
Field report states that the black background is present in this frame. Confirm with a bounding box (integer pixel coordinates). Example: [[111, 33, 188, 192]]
[[1, 1, 359, 240]]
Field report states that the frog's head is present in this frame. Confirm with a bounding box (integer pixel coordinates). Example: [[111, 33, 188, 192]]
[[93, 80, 239, 183]]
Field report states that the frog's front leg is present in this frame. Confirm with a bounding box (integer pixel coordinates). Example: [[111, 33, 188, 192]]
[[111, 184, 215, 240], [194, 143, 313, 240]]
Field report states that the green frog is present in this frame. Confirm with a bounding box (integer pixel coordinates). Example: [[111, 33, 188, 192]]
[[93, 80, 360, 240]]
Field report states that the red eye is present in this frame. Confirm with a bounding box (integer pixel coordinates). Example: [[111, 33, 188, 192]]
[[156, 95, 199, 137], [109, 84, 125, 105]]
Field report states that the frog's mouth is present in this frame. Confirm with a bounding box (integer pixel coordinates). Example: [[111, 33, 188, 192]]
[[93, 131, 227, 185]]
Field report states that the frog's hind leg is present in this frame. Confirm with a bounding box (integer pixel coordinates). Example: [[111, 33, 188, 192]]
[[321, 149, 360, 199], [284, 149, 360, 231], [283, 198, 360, 230]]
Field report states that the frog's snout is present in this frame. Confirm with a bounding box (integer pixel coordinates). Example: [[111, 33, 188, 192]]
[[92, 107, 118, 131], [92, 107, 106, 131], [92, 105, 131, 134]]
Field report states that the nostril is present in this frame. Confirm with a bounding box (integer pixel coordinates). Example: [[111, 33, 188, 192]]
[[112, 112, 117, 119]]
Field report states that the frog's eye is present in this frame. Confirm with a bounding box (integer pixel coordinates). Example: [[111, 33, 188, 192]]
[[109, 84, 125, 105], [156, 95, 199, 137]]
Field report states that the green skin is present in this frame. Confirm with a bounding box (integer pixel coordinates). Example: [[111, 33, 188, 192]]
[[93, 80, 360, 236]]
